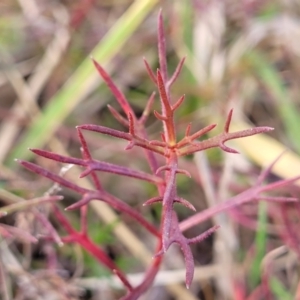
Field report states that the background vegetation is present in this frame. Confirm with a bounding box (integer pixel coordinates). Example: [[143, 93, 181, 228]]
[[1, 0, 300, 299]]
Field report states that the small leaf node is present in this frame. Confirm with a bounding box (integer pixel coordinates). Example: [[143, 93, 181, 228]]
[[176, 123, 217, 149], [185, 123, 192, 137], [167, 57, 186, 88], [143, 197, 195, 211], [155, 165, 170, 175], [65, 194, 93, 211], [139, 91, 156, 125], [143, 196, 163, 206], [187, 225, 220, 245], [224, 109, 233, 133], [143, 58, 157, 84], [172, 95, 185, 111], [157, 70, 172, 114], [125, 141, 135, 151], [149, 140, 167, 147], [174, 198, 196, 211], [154, 110, 167, 121], [128, 112, 136, 136], [190, 124, 217, 141], [219, 139, 239, 154], [176, 169, 191, 178]]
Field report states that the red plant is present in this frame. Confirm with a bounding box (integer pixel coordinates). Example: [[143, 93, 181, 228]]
[[16, 11, 300, 300]]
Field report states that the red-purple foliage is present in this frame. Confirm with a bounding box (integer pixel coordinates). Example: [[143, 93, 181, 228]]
[[16, 11, 299, 300]]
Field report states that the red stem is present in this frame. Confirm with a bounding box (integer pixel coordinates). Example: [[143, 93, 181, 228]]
[[75, 233, 133, 291], [120, 239, 163, 300]]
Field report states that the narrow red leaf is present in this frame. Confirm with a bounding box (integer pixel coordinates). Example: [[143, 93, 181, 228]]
[[80, 160, 164, 184], [179, 126, 274, 156], [172, 95, 185, 111], [153, 110, 167, 121], [157, 9, 168, 83], [77, 128, 102, 190], [143, 196, 195, 211], [156, 70, 172, 113], [143, 58, 157, 84], [224, 109, 233, 133], [187, 225, 220, 245], [127, 112, 135, 136], [185, 123, 192, 137], [168, 57, 186, 88], [17, 160, 89, 194], [92, 59, 134, 116], [139, 92, 156, 125], [149, 140, 167, 147], [107, 105, 129, 127], [78, 125, 165, 156], [30, 148, 85, 166]]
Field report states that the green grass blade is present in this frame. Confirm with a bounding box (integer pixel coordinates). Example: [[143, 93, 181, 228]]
[[250, 201, 267, 288], [269, 277, 293, 300], [7, 0, 158, 166]]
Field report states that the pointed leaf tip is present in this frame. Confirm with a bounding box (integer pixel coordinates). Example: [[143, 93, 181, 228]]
[[65, 206, 74, 211], [155, 165, 169, 175], [176, 169, 191, 178], [158, 8, 163, 17], [265, 127, 274, 131], [224, 109, 234, 133], [58, 241, 64, 247]]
